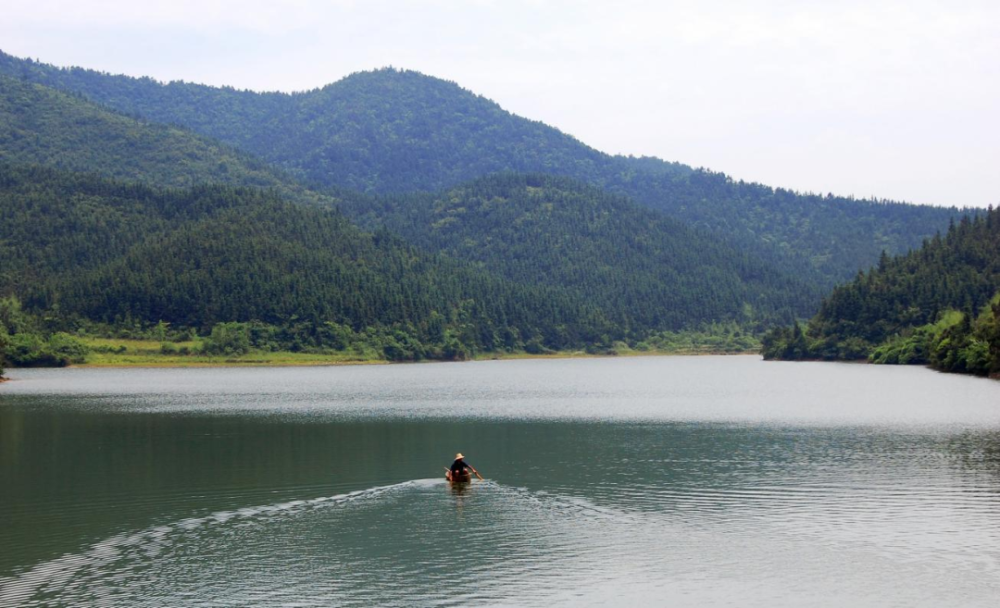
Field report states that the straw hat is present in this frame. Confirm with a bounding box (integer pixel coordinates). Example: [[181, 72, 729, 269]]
[[455, 453, 464, 459]]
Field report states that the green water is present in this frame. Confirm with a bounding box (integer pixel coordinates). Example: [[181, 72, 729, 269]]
[[2, 356, 1000, 606]]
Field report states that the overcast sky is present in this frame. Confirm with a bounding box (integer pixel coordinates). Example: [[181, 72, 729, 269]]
[[3, 0, 997, 207]]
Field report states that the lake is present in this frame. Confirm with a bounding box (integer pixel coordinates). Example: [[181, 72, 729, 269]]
[[2, 355, 999, 606]]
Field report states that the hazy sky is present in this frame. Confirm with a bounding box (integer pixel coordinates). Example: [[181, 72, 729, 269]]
[[3, 0, 998, 207]]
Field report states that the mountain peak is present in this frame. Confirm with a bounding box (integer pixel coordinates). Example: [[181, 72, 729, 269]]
[[0, 49, 960, 289]]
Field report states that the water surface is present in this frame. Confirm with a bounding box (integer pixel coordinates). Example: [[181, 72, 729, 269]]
[[2, 356, 999, 606]]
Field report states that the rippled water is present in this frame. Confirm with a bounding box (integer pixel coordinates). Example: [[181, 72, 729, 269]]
[[2, 356, 999, 606]]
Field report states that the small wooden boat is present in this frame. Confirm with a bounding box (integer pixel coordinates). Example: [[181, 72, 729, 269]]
[[445, 469, 472, 483]]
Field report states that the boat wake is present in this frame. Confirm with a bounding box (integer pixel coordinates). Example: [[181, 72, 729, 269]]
[[1, 476, 637, 607], [4, 475, 992, 607], [0, 478, 442, 607]]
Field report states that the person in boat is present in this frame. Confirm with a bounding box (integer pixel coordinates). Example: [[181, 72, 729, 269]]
[[448, 453, 483, 482]]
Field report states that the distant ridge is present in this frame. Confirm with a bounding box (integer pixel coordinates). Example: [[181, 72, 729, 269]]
[[0, 50, 963, 289], [0, 72, 814, 335]]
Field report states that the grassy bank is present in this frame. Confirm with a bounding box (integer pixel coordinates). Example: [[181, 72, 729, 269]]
[[79, 337, 383, 367], [71, 336, 760, 368], [1, 297, 762, 371]]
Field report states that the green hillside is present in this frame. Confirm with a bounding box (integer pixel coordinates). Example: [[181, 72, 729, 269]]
[[762, 208, 1000, 376], [0, 56, 618, 192], [0, 163, 619, 359], [343, 173, 818, 331], [0, 71, 815, 339], [0, 75, 279, 188], [0, 52, 961, 288], [0, 74, 336, 208]]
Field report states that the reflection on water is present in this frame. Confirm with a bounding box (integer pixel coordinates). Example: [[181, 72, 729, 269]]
[[2, 356, 1000, 606]]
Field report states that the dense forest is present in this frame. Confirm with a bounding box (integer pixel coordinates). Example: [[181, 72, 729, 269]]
[[0, 73, 815, 351], [762, 207, 1000, 376], [0, 50, 982, 374], [342, 173, 818, 331], [0, 74, 341, 209], [0, 163, 633, 365], [0, 52, 962, 290]]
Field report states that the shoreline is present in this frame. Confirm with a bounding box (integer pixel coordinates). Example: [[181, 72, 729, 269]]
[[475, 348, 758, 362], [75, 357, 389, 369], [69, 347, 759, 369]]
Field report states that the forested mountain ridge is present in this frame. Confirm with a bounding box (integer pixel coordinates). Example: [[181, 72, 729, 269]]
[[762, 207, 1000, 376], [0, 74, 815, 335], [0, 55, 634, 192], [0, 162, 622, 358], [0, 52, 980, 372], [0, 51, 963, 288], [342, 173, 820, 331], [0, 74, 338, 208], [0, 71, 819, 357]]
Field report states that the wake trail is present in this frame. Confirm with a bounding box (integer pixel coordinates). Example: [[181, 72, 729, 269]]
[[1, 477, 635, 606], [0, 478, 440, 606]]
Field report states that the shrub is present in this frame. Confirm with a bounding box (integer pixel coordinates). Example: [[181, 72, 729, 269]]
[[202, 322, 252, 356], [7, 333, 69, 367], [47, 333, 90, 364]]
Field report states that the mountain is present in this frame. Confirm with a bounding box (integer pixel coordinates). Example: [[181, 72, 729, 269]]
[[762, 208, 1000, 375], [0, 51, 963, 289], [0, 74, 338, 208], [0, 74, 814, 336], [0, 162, 619, 357], [341, 173, 819, 331], [0, 55, 626, 192], [0, 75, 278, 189]]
